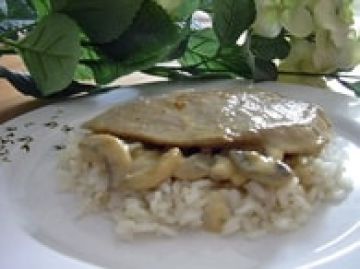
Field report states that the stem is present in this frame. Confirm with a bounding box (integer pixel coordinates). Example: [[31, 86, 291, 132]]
[[144, 67, 234, 81], [80, 40, 97, 47], [0, 36, 19, 48], [0, 48, 17, 54]]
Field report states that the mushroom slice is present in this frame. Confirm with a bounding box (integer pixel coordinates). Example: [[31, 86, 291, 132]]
[[203, 191, 231, 233], [123, 147, 183, 191], [79, 134, 132, 189], [210, 155, 247, 186], [229, 150, 295, 187], [174, 153, 212, 181]]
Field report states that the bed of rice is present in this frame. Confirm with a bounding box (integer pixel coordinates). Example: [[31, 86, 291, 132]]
[[58, 134, 353, 240]]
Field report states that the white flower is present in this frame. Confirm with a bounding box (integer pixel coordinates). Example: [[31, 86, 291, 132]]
[[313, 0, 354, 47], [253, 0, 314, 38], [269, 0, 360, 75], [313, 29, 341, 72], [279, 39, 316, 72]]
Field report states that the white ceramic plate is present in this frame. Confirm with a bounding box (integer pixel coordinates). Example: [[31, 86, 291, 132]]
[[1, 81, 360, 269]]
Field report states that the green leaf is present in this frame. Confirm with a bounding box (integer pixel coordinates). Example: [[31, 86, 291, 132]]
[[74, 64, 94, 81], [179, 29, 256, 79], [180, 28, 220, 67], [99, 0, 180, 61], [171, 0, 200, 20], [87, 0, 190, 85], [199, 0, 213, 12], [18, 13, 81, 95], [86, 61, 140, 85], [51, 0, 143, 43], [213, 0, 256, 45], [250, 34, 290, 60], [86, 46, 172, 84], [30, 0, 51, 18], [252, 57, 277, 81], [156, 0, 200, 20], [165, 34, 190, 61], [216, 45, 254, 78], [73, 46, 99, 80], [82, 32, 174, 84], [4, 0, 36, 19]]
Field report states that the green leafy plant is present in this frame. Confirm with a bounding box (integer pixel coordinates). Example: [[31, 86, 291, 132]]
[[0, 0, 358, 98]]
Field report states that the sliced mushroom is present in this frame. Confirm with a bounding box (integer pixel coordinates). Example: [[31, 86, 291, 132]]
[[128, 142, 144, 158], [210, 155, 247, 186], [174, 153, 212, 181], [289, 156, 316, 186], [123, 147, 183, 191], [210, 155, 235, 181], [129, 150, 161, 173], [203, 191, 231, 233], [79, 134, 132, 185], [229, 150, 295, 187]]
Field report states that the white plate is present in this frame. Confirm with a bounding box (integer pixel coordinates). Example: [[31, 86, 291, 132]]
[[1, 80, 360, 269]]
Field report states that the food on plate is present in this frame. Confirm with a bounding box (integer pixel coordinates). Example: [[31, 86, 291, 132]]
[[83, 90, 331, 154], [59, 88, 352, 239]]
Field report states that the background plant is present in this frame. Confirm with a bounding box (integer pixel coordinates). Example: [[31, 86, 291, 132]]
[[0, 0, 359, 98]]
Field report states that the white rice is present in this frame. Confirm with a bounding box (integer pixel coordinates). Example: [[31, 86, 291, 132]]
[[58, 134, 353, 240]]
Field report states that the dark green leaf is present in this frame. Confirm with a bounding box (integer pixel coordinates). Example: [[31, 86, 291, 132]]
[[158, 17, 191, 61], [87, 0, 185, 84], [82, 34, 170, 84], [252, 57, 277, 81], [213, 0, 255, 45], [165, 34, 190, 61], [216, 45, 254, 78], [156, 0, 200, 20], [199, 0, 213, 12], [51, 0, 143, 43], [73, 46, 98, 80], [86, 47, 169, 84], [85, 60, 136, 85], [180, 29, 256, 79], [251, 34, 290, 60], [4, 0, 36, 19], [18, 13, 81, 95], [173, 0, 200, 20], [29, 0, 51, 18], [74, 64, 94, 81], [99, 0, 180, 61], [180, 28, 219, 67]]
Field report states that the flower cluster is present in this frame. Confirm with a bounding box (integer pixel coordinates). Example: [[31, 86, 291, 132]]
[[253, 0, 360, 73]]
